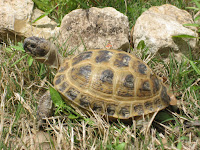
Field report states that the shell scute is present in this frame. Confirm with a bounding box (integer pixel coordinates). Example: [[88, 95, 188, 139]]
[[95, 50, 113, 63], [55, 74, 65, 85], [137, 79, 152, 97], [132, 60, 149, 76], [133, 104, 144, 115], [144, 101, 154, 111], [138, 63, 147, 74], [150, 74, 161, 94], [100, 69, 114, 84], [92, 102, 104, 113], [154, 98, 163, 108], [58, 62, 69, 73], [58, 81, 69, 92], [79, 95, 91, 108], [106, 104, 117, 116], [71, 64, 92, 88], [91, 68, 114, 94], [64, 87, 80, 101], [72, 51, 93, 66], [124, 74, 134, 88], [114, 53, 131, 67], [119, 106, 130, 118], [116, 72, 135, 97], [161, 86, 170, 104]]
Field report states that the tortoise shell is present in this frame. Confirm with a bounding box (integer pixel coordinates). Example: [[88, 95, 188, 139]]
[[53, 49, 170, 119]]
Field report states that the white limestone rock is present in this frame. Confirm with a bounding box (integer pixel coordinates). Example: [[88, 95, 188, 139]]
[[0, 0, 57, 41], [133, 4, 198, 59], [57, 7, 130, 54]]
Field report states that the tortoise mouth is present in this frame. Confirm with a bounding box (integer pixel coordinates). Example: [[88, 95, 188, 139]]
[[24, 47, 48, 62], [34, 57, 49, 63]]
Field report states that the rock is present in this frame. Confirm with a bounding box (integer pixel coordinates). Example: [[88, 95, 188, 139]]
[[132, 4, 198, 60], [0, 0, 57, 42], [194, 11, 200, 33], [0, 0, 33, 41], [14, 8, 58, 40], [0, 0, 33, 26], [57, 7, 130, 55], [31, 8, 57, 28]]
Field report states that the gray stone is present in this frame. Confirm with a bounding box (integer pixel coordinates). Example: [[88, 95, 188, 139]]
[[57, 7, 130, 55], [0, 0, 57, 42], [132, 4, 198, 60]]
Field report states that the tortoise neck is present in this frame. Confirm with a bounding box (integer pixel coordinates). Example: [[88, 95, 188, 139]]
[[36, 43, 63, 70], [47, 44, 63, 69]]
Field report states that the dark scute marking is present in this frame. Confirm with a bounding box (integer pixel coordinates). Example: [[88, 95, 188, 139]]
[[55, 78, 61, 85], [79, 95, 90, 107], [79, 65, 91, 79], [119, 107, 130, 118], [161, 86, 170, 104], [144, 102, 153, 111], [138, 63, 147, 74], [95, 50, 113, 63], [55, 74, 65, 85], [137, 80, 152, 97], [107, 104, 116, 116], [117, 91, 133, 97], [58, 62, 69, 73], [100, 69, 114, 84], [124, 74, 134, 88], [114, 53, 131, 67], [58, 82, 68, 92], [65, 88, 80, 100], [151, 74, 160, 94], [142, 81, 151, 91], [134, 104, 144, 115], [72, 51, 92, 65], [154, 98, 162, 108], [93, 103, 103, 112], [71, 68, 77, 80]]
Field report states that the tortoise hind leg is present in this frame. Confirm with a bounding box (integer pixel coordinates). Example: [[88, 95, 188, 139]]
[[37, 91, 54, 128]]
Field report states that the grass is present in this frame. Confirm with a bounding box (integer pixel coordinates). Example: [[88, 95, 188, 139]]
[[32, 0, 193, 27], [1, 0, 200, 149]]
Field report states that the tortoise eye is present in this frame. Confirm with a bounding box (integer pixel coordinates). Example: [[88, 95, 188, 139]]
[[30, 44, 36, 48]]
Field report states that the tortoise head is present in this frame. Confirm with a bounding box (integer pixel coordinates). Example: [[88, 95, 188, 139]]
[[23, 36, 62, 69], [23, 36, 51, 62]]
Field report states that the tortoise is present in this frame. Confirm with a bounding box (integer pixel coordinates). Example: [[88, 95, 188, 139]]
[[23, 36, 174, 121]]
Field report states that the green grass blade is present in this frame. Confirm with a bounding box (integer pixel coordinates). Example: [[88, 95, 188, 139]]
[[192, 0, 200, 9], [116, 142, 126, 150], [49, 86, 64, 107], [28, 56, 34, 67], [184, 23, 200, 27], [75, 0, 90, 9], [11, 54, 28, 67], [194, 15, 200, 21], [172, 34, 197, 38], [189, 61, 200, 75], [185, 7, 200, 10], [32, 4, 59, 23]]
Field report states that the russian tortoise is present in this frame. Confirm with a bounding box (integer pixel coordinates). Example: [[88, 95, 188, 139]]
[[23, 36, 173, 120]]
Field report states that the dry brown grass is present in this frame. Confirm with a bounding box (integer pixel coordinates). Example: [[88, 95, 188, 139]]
[[0, 39, 200, 150]]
